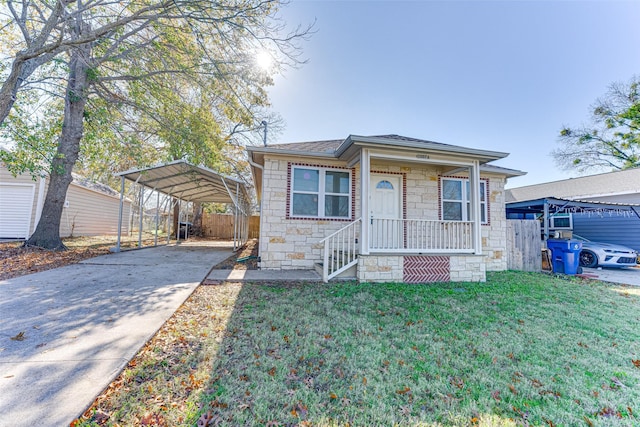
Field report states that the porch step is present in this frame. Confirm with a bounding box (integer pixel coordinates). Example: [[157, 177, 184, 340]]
[[314, 262, 357, 281]]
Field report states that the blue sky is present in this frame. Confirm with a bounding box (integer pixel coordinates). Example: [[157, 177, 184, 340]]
[[266, 0, 640, 188]]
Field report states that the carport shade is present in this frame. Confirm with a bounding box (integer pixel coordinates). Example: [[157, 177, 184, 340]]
[[116, 159, 249, 204], [114, 159, 251, 251], [506, 196, 640, 239]]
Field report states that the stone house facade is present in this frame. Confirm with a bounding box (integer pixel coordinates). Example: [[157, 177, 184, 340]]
[[247, 134, 525, 283]]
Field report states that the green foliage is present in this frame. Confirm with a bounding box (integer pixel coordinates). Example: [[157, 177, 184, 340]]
[[0, 93, 63, 178], [553, 76, 640, 172]]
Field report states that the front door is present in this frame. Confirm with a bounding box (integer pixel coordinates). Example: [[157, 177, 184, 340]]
[[370, 174, 402, 249]]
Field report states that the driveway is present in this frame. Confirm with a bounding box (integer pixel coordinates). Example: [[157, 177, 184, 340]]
[[0, 241, 233, 427], [581, 266, 640, 287]]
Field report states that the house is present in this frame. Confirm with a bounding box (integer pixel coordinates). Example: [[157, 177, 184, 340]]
[[506, 168, 640, 251], [0, 163, 131, 239], [247, 134, 525, 283]]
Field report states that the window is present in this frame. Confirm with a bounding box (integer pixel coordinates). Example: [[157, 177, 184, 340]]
[[441, 178, 487, 223], [376, 180, 394, 189], [290, 166, 351, 218]]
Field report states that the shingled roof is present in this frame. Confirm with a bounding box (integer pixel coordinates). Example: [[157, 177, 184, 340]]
[[264, 134, 478, 155], [506, 168, 640, 203]]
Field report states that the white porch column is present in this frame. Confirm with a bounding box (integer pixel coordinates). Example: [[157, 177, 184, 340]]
[[470, 160, 482, 255], [360, 148, 370, 255]]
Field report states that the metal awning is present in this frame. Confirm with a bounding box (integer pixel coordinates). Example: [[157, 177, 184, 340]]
[[506, 197, 640, 215], [116, 159, 249, 204], [113, 160, 251, 251], [506, 196, 640, 240]]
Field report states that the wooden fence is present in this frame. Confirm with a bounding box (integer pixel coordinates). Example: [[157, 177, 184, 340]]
[[202, 213, 260, 239], [506, 219, 542, 272]]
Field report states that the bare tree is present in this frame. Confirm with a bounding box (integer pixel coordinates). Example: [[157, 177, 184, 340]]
[[553, 76, 640, 172], [1, 0, 310, 249]]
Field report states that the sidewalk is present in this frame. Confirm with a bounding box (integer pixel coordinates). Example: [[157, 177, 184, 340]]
[[0, 241, 233, 427], [204, 268, 322, 283]]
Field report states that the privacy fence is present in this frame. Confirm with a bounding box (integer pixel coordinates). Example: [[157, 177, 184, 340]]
[[202, 213, 260, 239], [506, 219, 542, 272]]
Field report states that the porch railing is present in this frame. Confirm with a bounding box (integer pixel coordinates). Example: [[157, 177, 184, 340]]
[[370, 218, 474, 252], [319, 218, 361, 282]]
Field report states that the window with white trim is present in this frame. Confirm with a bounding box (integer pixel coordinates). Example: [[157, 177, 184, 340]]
[[441, 178, 487, 223], [290, 166, 351, 218]]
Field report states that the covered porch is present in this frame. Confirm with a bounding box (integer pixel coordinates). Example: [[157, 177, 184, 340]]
[[321, 141, 493, 282]]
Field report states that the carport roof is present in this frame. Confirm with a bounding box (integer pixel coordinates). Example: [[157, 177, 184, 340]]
[[506, 197, 640, 216], [116, 160, 248, 204]]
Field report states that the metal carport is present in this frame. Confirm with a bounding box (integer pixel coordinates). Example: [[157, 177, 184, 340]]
[[506, 197, 640, 240], [114, 160, 251, 251]]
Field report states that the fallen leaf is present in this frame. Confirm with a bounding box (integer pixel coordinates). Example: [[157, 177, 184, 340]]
[[583, 416, 594, 427], [10, 332, 25, 341], [268, 367, 276, 377], [531, 378, 544, 388], [508, 384, 518, 395], [396, 386, 411, 395], [632, 359, 640, 368], [491, 390, 501, 401]]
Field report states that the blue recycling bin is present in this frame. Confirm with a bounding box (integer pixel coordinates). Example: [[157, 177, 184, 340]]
[[547, 239, 582, 275]]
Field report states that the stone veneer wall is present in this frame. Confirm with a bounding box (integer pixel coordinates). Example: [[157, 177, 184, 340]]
[[357, 255, 404, 282], [482, 176, 508, 271], [357, 254, 486, 283], [259, 156, 361, 270], [259, 154, 509, 275]]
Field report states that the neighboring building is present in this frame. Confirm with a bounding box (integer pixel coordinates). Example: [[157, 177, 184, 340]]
[[247, 134, 525, 283], [505, 169, 640, 251], [506, 168, 640, 205], [0, 163, 131, 239]]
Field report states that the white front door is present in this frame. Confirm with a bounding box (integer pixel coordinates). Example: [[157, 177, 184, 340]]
[[370, 174, 402, 249]]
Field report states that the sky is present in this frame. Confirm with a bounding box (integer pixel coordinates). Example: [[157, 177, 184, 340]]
[[265, 0, 640, 188]]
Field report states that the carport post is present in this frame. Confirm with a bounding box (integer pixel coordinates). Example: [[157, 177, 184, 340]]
[[138, 185, 144, 247], [115, 176, 125, 252], [543, 201, 550, 241], [176, 199, 181, 243], [234, 183, 239, 250], [154, 190, 159, 246]]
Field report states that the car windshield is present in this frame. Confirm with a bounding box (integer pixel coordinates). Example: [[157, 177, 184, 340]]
[[571, 234, 591, 243]]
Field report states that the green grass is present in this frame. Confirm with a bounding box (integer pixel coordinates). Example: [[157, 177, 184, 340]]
[[196, 272, 640, 426], [79, 272, 640, 426]]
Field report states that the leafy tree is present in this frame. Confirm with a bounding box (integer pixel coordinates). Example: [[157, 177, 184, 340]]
[[0, 1, 309, 249], [553, 76, 640, 172]]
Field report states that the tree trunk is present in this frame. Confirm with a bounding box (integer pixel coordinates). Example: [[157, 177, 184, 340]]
[[24, 43, 91, 250], [191, 202, 204, 237], [173, 202, 180, 239]]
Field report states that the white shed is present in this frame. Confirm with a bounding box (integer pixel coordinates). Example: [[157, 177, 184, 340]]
[[0, 163, 131, 239]]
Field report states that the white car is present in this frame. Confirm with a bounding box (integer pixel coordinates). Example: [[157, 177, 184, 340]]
[[572, 234, 638, 268]]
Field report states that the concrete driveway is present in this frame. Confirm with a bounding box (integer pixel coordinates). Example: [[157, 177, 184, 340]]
[[0, 241, 233, 427], [581, 265, 640, 287]]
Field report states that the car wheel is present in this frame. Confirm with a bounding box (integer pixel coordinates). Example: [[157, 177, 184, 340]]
[[579, 250, 598, 268]]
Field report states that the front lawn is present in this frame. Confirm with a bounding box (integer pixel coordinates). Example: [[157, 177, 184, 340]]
[[79, 272, 640, 426]]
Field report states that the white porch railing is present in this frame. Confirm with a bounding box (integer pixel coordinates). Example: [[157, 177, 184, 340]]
[[319, 218, 361, 282], [370, 218, 474, 252]]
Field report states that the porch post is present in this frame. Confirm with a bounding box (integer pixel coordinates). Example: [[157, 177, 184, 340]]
[[470, 161, 482, 255], [360, 148, 370, 255]]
